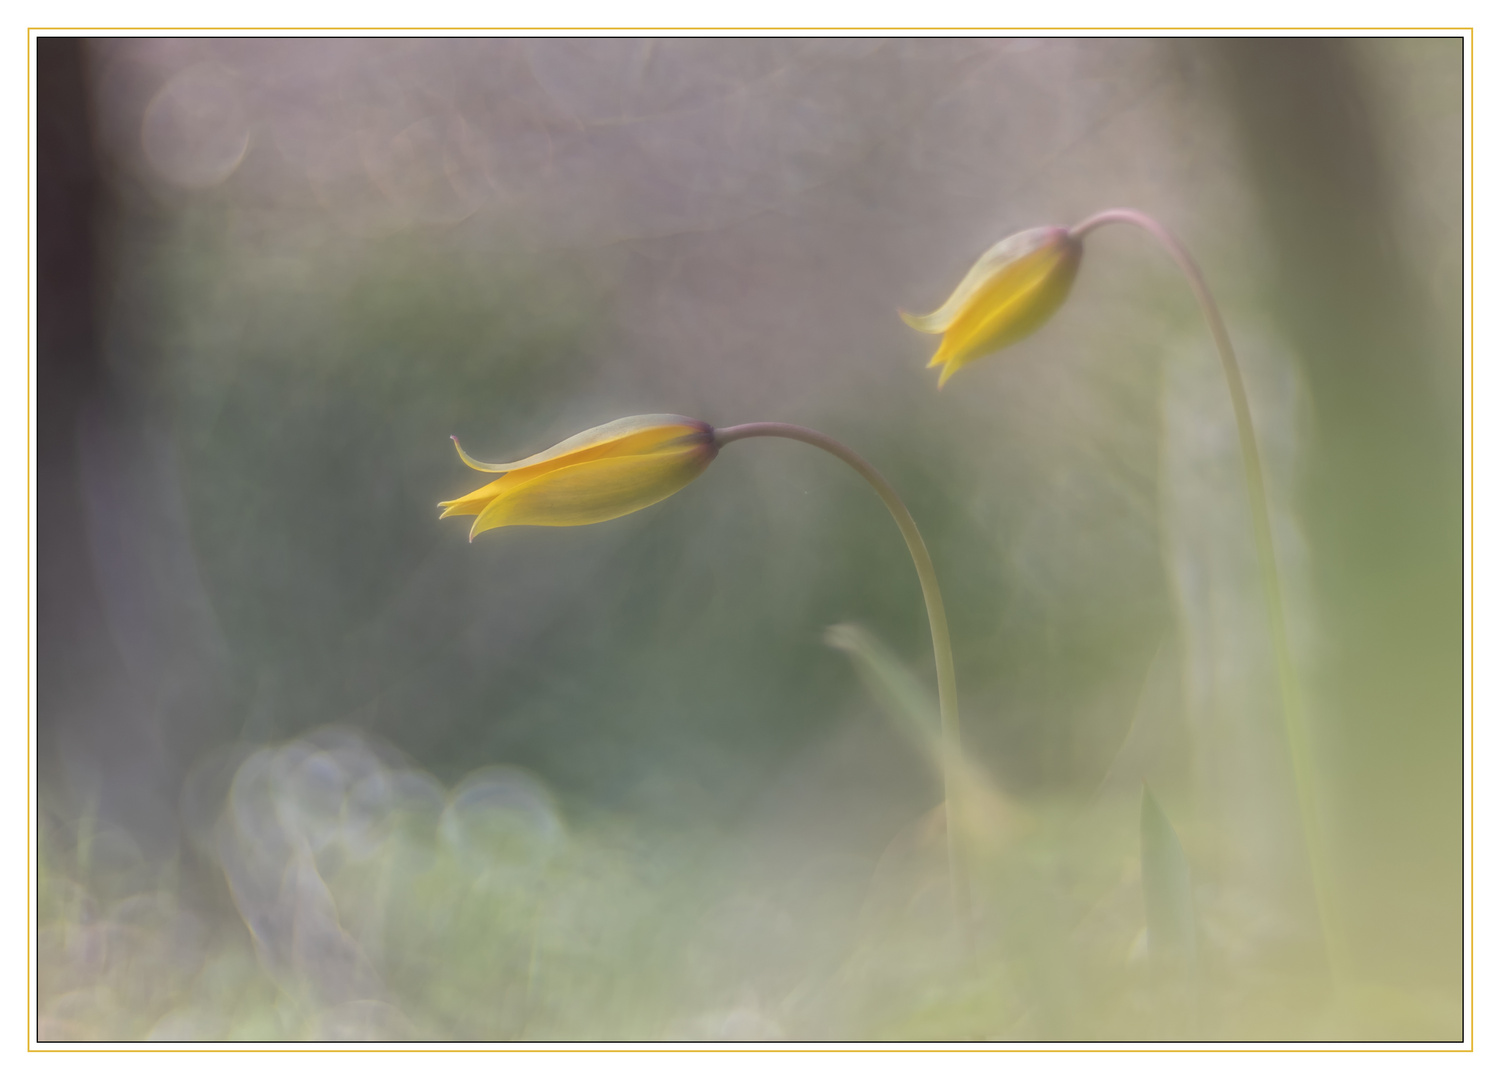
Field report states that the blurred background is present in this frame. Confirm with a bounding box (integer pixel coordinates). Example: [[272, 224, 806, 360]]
[[35, 36, 1462, 1040]]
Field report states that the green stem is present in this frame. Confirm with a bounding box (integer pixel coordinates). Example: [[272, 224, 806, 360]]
[[1070, 209, 1345, 979], [713, 422, 969, 931]]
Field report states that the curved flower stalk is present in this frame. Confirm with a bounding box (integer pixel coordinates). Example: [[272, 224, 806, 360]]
[[441, 416, 969, 929], [903, 209, 1342, 977]]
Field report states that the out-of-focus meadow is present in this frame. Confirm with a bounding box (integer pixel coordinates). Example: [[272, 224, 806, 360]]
[[36, 38, 1462, 1041]]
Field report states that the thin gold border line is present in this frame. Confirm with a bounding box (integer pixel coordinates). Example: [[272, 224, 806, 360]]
[[23, 27, 1475, 1053], [19, 25, 1484, 32]]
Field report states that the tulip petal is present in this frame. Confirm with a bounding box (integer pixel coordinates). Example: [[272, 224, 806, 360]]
[[438, 472, 521, 518], [900, 227, 1066, 334], [442, 415, 718, 539], [451, 415, 708, 474], [467, 446, 714, 538], [935, 243, 1079, 372]]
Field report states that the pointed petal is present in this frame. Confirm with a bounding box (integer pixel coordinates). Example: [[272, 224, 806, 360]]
[[438, 473, 520, 518], [900, 308, 947, 334], [449, 436, 514, 473]]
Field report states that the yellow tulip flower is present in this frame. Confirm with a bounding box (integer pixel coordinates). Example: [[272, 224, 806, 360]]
[[901, 225, 1082, 388], [439, 414, 718, 540], [445, 413, 971, 927]]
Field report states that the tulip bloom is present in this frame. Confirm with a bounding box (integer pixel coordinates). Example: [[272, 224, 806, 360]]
[[906, 206, 1340, 971], [901, 225, 1082, 388], [439, 414, 717, 539], [446, 414, 971, 927]]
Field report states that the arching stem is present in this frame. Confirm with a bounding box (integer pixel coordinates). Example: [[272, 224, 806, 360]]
[[1070, 208, 1344, 979], [714, 422, 969, 937]]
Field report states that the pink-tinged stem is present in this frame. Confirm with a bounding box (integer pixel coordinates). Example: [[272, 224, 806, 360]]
[[1071, 208, 1343, 978], [714, 422, 969, 934]]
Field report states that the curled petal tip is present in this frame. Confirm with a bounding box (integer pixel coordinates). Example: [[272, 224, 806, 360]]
[[899, 309, 931, 332]]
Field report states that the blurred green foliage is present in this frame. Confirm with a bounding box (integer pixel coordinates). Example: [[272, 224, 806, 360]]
[[39, 38, 1462, 1041]]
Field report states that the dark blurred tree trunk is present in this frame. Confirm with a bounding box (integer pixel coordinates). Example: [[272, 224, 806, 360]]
[[37, 39, 175, 846], [1208, 39, 1462, 997], [37, 38, 111, 774]]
